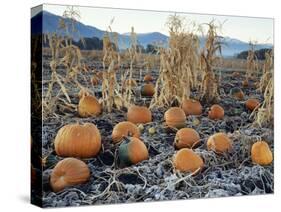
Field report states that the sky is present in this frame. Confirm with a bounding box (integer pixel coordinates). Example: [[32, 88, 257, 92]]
[[38, 4, 273, 44]]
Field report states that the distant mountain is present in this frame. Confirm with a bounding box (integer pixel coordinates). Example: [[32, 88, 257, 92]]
[[31, 10, 273, 57]]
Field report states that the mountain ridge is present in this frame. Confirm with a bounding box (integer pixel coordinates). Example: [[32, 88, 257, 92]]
[[31, 10, 273, 57]]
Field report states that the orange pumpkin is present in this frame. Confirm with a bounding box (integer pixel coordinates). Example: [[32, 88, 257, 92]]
[[251, 141, 273, 166], [78, 95, 102, 117], [50, 158, 90, 192], [173, 148, 204, 173], [208, 104, 224, 120], [144, 74, 153, 82], [181, 99, 202, 115], [127, 105, 152, 124], [245, 98, 260, 111], [207, 132, 232, 154], [118, 137, 149, 167], [174, 128, 200, 149], [164, 107, 186, 129], [112, 121, 140, 143], [141, 83, 155, 97], [54, 123, 101, 158], [230, 87, 244, 100]]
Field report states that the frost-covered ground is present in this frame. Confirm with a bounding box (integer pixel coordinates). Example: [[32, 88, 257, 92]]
[[36, 54, 273, 207]]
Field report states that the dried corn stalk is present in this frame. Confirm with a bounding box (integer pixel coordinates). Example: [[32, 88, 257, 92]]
[[253, 77, 274, 127], [199, 21, 222, 103], [258, 50, 273, 93], [101, 25, 121, 112], [150, 15, 200, 108], [246, 41, 258, 80]]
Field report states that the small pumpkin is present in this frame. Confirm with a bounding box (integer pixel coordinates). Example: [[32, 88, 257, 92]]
[[164, 107, 186, 129], [54, 123, 101, 158], [208, 104, 224, 120], [112, 121, 140, 143], [174, 128, 200, 149], [245, 98, 260, 111], [141, 83, 155, 97], [125, 79, 137, 87], [207, 132, 232, 154], [242, 80, 249, 87], [78, 95, 102, 117], [127, 105, 152, 124], [173, 148, 204, 173], [251, 141, 273, 166], [144, 74, 153, 82], [181, 99, 202, 115], [91, 75, 99, 86], [50, 158, 90, 192], [230, 87, 244, 100], [118, 137, 149, 167], [232, 71, 240, 77]]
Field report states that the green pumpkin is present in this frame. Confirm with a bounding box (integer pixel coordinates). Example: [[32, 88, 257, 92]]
[[118, 137, 149, 167]]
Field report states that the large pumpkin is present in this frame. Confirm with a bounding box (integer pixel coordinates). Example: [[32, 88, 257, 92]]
[[78, 95, 102, 117], [112, 121, 140, 143], [245, 98, 260, 111], [50, 158, 90, 192], [251, 141, 273, 166], [164, 107, 186, 129], [54, 123, 101, 158], [174, 128, 200, 149], [141, 83, 155, 97], [207, 132, 232, 154], [173, 148, 204, 173], [208, 104, 224, 120], [181, 99, 202, 115], [127, 105, 152, 124], [118, 137, 149, 167]]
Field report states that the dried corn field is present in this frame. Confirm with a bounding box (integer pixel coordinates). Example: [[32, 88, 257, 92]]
[[31, 7, 274, 208]]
